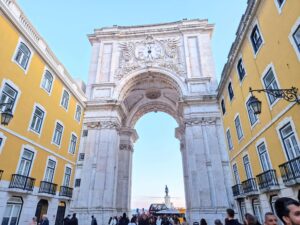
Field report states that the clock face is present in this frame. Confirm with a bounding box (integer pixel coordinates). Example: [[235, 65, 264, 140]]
[[135, 43, 163, 61]]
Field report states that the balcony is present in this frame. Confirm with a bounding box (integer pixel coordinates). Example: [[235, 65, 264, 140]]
[[39, 181, 57, 195], [279, 156, 300, 186], [232, 184, 244, 198], [59, 186, 73, 198], [242, 178, 259, 196], [0, 170, 3, 180], [256, 169, 280, 192], [9, 174, 35, 191]]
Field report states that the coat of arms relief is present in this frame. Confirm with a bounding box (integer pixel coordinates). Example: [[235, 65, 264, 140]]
[[115, 35, 186, 80]]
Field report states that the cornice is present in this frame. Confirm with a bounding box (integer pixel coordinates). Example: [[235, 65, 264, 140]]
[[0, 0, 86, 106]]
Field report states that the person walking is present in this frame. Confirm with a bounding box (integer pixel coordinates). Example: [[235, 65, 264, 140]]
[[40, 215, 49, 225], [119, 213, 130, 225], [225, 209, 242, 225], [63, 215, 71, 225], [200, 219, 207, 225], [91, 215, 98, 225], [244, 213, 260, 225], [182, 217, 188, 225], [215, 219, 223, 225], [70, 213, 78, 225], [28, 216, 37, 225], [275, 197, 300, 225], [264, 212, 278, 225]]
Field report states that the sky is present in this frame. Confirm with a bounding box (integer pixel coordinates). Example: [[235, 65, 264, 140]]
[[17, 0, 247, 209]]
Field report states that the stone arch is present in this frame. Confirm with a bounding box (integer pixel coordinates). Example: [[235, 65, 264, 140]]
[[113, 67, 188, 101]]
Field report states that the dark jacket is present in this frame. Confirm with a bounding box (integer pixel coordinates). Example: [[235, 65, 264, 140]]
[[40, 218, 50, 225], [70, 216, 78, 225], [91, 218, 98, 225], [225, 219, 242, 225]]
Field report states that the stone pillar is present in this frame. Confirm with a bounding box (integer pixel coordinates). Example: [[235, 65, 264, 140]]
[[182, 117, 231, 224], [72, 119, 121, 225], [116, 127, 138, 215]]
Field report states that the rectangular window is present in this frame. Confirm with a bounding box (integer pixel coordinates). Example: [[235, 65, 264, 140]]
[[277, 0, 285, 7], [293, 25, 300, 52], [246, 98, 258, 125], [263, 68, 279, 105], [61, 90, 69, 110], [78, 153, 85, 161], [221, 99, 226, 115], [75, 105, 81, 122], [237, 58, 246, 81], [257, 143, 272, 171], [63, 167, 71, 187], [1, 198, 23, 225], [41, 70, 53, 93], [226, 129, 233, 150], [233, 164, 240, 184], [228, 82, 234, 100], [75, 179, 81, 187], [53, 122, 63, 146], [280, 122, 300, 160], [14, 42, 31, 69], [17, 149, 34, 176], [235, 116, 244, 140], [68, 134, 77, 154], [44, 159, 56, 182], [30, 106, 45, 133], [251, 25, 263, 53], [243, 155, 253, 179], [0, 83, 18, 112]]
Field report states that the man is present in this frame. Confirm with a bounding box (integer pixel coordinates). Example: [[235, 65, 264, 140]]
[[275, 197, 300, 225], [63, 215, 71, 225], [119, 213, 129, 225], [264, 212, 278, 225], [225, 208, 242, 225], [70, 213, 78, 225], [91, 215, 98, 225]]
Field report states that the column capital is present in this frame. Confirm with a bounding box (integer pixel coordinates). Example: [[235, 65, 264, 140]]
[[119, 127, 139, 143]]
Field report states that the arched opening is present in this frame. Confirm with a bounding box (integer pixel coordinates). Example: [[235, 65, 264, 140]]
[[54, 201, 66, 225], [131, 112, 185, 213], [35, 199, 48, 223]]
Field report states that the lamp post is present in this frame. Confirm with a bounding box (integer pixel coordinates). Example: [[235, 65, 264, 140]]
[[249, 87, 300, 115], [0, 102, 13, 126]]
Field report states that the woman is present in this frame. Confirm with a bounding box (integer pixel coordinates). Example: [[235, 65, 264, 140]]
[[244, 213, 260, 225]]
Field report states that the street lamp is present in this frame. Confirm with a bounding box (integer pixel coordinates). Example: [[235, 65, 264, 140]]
[[0, 102, 14, 126], [249, 87, 300, 115]]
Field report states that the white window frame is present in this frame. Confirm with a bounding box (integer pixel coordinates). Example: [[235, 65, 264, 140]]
[[232, 163, 241, 184], [245, 94, 259, 128], [74, 104, 82, 122], [234, 114, 244, 141], [68, 132, 78, 155], [43, 156, 57, 183], [243, 153, 253, 179], [236, 55, 247, 83], [274, 0, 287, 14], [289, 17, 300, 61], [261, 63, 281, 108], [276, 117, 300, 161], [2, 197, 23, 225], [248, 20, 265, 58], [11, 37, 34, 74], [252, 198, 263, 224], [28, 103, 47, 136], [0, 79, 21, 115], [0, 132, 7, 154], [226, 128, 233, 151], [15, 144, 37, 176], [51, 120, 64, 148], [40, 67, 55, 95], [60, 88, 70, 111], [62, 164, 72, 187], [256, 138, 273, 172]]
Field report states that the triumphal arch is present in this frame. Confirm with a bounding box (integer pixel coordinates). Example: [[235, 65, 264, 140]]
[[71, 19, 233, 224]]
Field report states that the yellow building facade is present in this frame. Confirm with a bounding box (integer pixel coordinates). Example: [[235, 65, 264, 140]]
[[0, 1, 85, 225], [218, 0, 300, 222]]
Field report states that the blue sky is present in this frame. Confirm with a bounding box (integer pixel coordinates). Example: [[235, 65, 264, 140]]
[[17, 0, 247, 208]]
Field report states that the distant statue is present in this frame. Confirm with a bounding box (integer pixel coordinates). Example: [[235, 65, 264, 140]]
[[165, 185, 169, 196]]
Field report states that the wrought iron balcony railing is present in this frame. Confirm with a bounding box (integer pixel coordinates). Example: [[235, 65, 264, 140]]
[[242, 178, 259, 195], [39, 181, 57, 195], [0, 170, 3, 181], [59, 186, 73, 198], [9, 174, 35, 191], [256, 169, 279, 191], [232, 184, 244, 197], [279, 156, 300, 186]]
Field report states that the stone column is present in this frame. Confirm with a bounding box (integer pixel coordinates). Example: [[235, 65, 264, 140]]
[[182, 117, 231, 224], [116, 127, 138, 215], [72, 119, 121, 225]]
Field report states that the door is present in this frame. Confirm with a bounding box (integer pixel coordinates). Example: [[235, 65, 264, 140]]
[[1, 197, 23, 225], [54, 202, 66, 225], [35, 199, 48, 223]]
